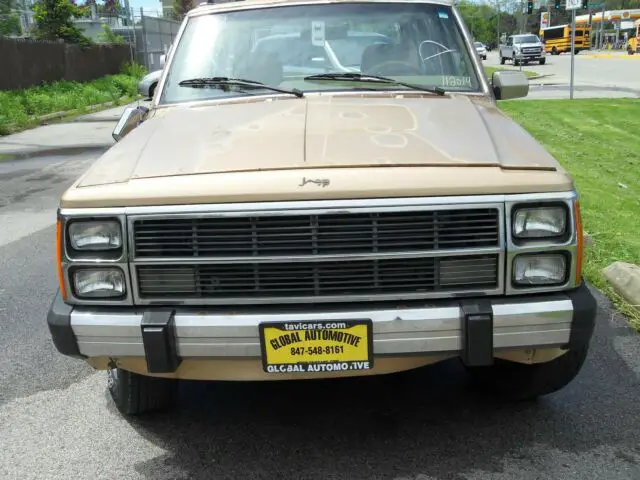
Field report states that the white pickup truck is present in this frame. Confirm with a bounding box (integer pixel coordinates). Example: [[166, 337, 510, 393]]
[[499, 34, 546, 66]]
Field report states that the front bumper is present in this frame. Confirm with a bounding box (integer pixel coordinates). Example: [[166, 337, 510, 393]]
[[48, 284, 597, 372]]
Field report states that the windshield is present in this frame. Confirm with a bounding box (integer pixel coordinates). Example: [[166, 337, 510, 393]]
[[474, 41, 482, 47], [160, 2, 481, 104], [514, 35, 539, 44]]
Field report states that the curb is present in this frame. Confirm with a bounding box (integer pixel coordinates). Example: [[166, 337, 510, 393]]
[[603, 262, 640, 318], [36, 96, 133, 124]]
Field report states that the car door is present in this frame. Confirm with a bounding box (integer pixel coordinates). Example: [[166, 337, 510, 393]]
[[504, 36, 514, 57]]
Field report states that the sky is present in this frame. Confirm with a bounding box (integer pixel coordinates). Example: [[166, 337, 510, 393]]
[[127, 0, 165, 16]]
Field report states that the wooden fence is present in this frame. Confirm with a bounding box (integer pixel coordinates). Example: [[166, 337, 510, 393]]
[[0, 37, 132, 91]]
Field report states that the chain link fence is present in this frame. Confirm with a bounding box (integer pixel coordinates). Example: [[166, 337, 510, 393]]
[[109, 8, 183, 74]]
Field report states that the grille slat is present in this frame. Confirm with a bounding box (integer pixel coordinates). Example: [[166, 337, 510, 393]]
[[136, 255, 498, 299], [133, 209, 500, 258]]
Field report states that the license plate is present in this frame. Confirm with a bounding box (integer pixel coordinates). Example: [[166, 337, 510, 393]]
[[259, 320, 373, 374]]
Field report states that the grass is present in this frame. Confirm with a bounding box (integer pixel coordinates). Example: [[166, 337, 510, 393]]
[[0, 62, 147, 136], [484, 66, 539, 79], [500, 99, 640, 324]]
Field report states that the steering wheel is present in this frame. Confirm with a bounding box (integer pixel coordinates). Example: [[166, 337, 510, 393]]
[[365, 60, 423, 76], [419, 40, 457, 63]]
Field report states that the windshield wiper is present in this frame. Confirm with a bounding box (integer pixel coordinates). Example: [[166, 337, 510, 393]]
[[178, 77, 304, 98], [303, 72, 445, 96]]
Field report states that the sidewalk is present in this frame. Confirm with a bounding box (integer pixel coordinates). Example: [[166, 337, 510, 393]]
[[0, 102, 142, 159]]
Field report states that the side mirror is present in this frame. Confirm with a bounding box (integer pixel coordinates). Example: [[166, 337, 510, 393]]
[[492, 70, 529, 100], [112, 105, 149, 142]]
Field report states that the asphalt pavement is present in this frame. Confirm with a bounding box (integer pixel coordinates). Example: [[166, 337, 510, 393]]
[[1, 148, 640, 480], [483, 50, 640, 99]]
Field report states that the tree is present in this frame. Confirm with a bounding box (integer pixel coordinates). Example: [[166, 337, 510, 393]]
[[31, 0, 93, 45], [97, 22, 124, 43], [172, 0, 189, 21], [0, 0, 22, 37]]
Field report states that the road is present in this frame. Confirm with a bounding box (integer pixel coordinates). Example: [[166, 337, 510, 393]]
[[1, 150, 640, 480], [484, 49, 640, 99]]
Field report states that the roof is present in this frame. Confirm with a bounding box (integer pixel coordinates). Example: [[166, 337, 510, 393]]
[[189, 0, 456, 16]]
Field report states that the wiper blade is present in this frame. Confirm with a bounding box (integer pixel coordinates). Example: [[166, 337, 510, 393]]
[[303, 72, 445, 96], [178, 77, 304, 98]]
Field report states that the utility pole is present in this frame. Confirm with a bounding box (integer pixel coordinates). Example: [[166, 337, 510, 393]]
[[599, 4, 605, 49], [496, 0, 501, 47]]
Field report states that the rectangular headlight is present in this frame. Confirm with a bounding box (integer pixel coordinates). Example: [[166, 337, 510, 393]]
[[73, 268, 126, 298], [513, 253, 567, 286], [69, 221, 122, 251], [513, 206, 567, 239]]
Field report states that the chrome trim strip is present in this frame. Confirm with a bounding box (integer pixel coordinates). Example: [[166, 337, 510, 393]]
[[62, 196, 506, 217], [131, 247, 502, 265], [71, 298, 573, 358], [58, 192, 576, 217]]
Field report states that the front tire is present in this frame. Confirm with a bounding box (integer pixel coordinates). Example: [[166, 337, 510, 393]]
[[466, 345, 590, 401], [500, 54, 506, 65], [108, 367, 179, 416], [539, 57, 546, 65]]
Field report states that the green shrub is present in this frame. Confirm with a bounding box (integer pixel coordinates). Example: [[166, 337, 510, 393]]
[[0, 73, 142, 135]]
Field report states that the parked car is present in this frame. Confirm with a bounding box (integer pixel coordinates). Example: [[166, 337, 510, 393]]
[[499, 34, 546, 65], [48, 0, 596, 416], [474, 41, 487, 60]]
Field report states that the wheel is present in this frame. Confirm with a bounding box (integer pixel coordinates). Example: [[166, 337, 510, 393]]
[[465, 345, 590, 401], [107, 367, 179, 415], [539, 57, 546, 65], [499, 55, 505, 65], [482, 55, 487, 60], [513, 58, 520, 66], [551, 47, 558, 55], [148, 83, 157, 99]]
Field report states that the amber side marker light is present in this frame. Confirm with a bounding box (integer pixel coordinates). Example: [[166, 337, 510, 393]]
[[574, 200, 583, 286], [56, 219, 68, 301]]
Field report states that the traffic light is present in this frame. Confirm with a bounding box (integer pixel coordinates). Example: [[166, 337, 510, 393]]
[[527, 0, 533, 13], [554, 0, 561, 8]]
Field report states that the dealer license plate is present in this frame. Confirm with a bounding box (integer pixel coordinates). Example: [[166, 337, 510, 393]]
[[259, 320, 373, 374]]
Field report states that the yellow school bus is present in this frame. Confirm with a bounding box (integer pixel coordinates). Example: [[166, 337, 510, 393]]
[[627, 19, 640, 55], [539, 24, 592, 55]]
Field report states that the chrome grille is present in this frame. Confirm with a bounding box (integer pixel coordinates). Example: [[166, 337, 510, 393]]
[[136, 255, 499, 299], [132, 209, 500, 258], [130, 203, 504, 305]]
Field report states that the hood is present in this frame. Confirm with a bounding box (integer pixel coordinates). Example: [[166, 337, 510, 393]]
[[76, 94, 560, 189], [515, 42, 542, 47]]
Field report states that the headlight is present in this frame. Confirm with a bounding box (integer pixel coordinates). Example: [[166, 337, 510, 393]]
[[513, 206, 567, 239], [69, 221, 122, 251], [513, 253, 567, 286], [73, 268, 126, 298]]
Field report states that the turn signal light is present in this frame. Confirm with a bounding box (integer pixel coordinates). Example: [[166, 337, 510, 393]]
[[56, 218, 68, 301]]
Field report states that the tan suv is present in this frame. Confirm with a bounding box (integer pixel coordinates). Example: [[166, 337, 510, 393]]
[[47, 0, 597, 415]]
